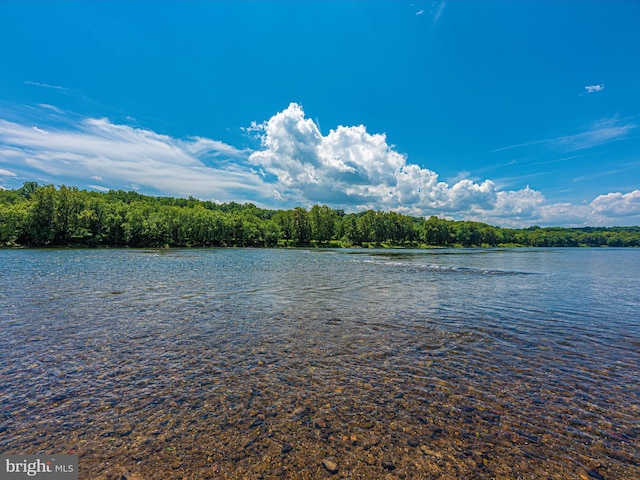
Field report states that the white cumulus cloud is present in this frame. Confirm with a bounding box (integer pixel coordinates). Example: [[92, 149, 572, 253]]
[[249, 103, 537, 219], [590, 190, 640, 217], [248, 104, 640, 227]]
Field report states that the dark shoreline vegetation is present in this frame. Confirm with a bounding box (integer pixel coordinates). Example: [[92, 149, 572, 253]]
[[1, 181, 639, 248]]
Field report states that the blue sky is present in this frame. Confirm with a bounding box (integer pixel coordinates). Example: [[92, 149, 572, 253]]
[[1, 1, 639, 227]]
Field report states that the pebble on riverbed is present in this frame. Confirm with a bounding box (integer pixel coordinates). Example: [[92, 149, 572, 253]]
[[322, 457, 339, 474], [314, 418, 328, 429]]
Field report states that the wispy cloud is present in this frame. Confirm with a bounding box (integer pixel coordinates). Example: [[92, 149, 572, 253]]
[[24, 81, 70, 91], [492, 117, 636, 153], [490, 139, 548, 153], [553, 118, 635, 151], [37, 104, 65, 114], [0, 116, 269, 202], [431, 1, 446, 24], [0, 168, 17, 177], [526, 153, 596, 168], [572, 160, 640, 183], [585, 84, 604, 94], [87, 184, 110, 192]]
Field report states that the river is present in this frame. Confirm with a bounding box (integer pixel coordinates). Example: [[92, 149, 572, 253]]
[[1, 248, 638, 479]]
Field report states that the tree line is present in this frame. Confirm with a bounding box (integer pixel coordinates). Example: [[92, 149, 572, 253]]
[[1, 182, 639, 248]]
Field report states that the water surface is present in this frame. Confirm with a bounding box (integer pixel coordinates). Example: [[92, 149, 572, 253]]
[[1, 248, 638, 479]]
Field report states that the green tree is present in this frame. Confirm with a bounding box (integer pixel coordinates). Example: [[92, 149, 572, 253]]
[[26, 185, 57, 245], [53, 185, 86, 244], [423, 216, 451, 245], [310, 205, 337, 243], [261, 219, 281, 247], [19, 181, 39, 200], [272, 210, 294, 241], [292, 207, 311, 245], [0, 202, 30, 245], [341, 215, 363, 245]]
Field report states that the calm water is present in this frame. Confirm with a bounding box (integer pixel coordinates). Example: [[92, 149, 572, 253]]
[[1, 248, 638, 479]]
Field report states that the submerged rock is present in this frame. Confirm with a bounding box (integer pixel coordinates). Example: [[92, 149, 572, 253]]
[[381, 459, 396, 471], [587, 470, 605, 480], [281, 443, 292, 454]]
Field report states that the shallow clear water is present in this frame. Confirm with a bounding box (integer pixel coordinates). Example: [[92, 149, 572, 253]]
[[1, 248, 638, 479]]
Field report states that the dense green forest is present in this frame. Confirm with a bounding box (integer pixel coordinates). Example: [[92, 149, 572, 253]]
[[1, 182, 639, 248]]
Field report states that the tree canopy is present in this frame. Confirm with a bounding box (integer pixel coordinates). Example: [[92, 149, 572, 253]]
[[1, 182, 639, 248]]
